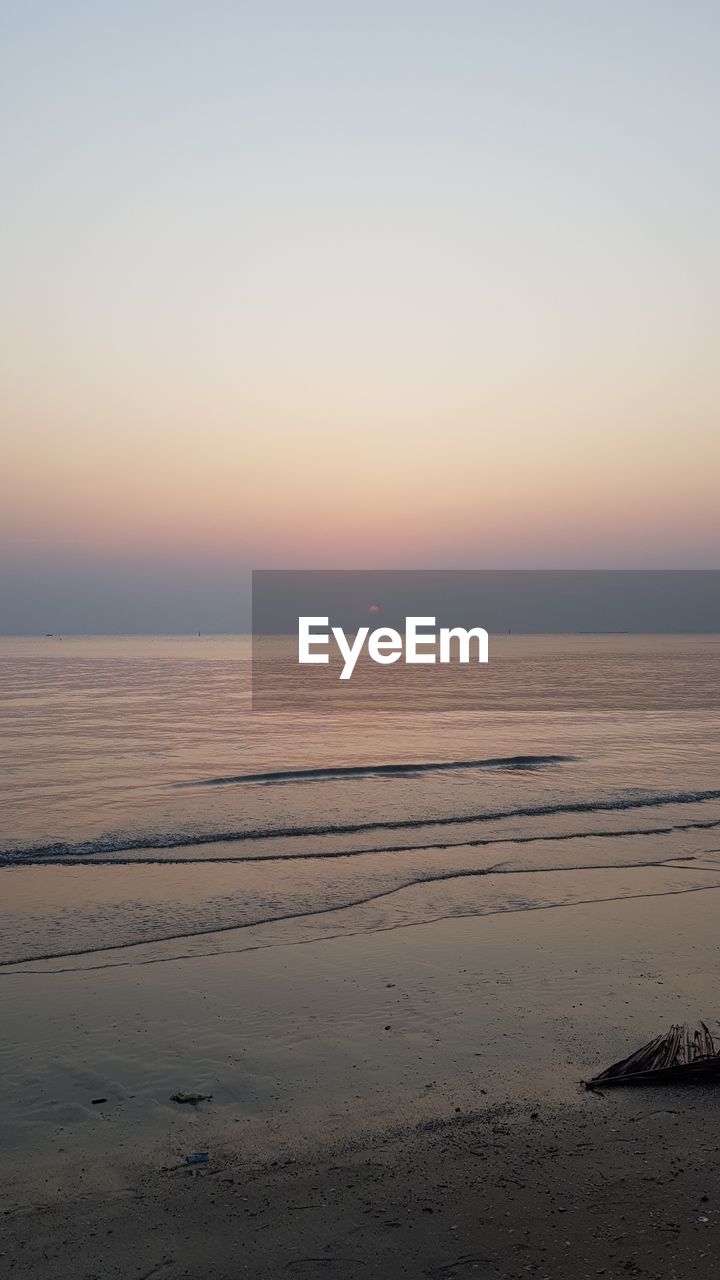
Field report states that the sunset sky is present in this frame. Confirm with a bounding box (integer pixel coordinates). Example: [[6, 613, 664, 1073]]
[[2, 1, 719, 631]]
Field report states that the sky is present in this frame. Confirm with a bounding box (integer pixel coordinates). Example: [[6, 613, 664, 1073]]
[[1, 1, 719, 632]]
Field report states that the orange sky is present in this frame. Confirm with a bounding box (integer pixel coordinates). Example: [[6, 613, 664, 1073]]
[[2, 2, 719, 625]]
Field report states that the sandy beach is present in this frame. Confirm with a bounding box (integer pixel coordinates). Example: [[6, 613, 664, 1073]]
[[3, 636, 720, 1276], [4, 882, 720, 1278]]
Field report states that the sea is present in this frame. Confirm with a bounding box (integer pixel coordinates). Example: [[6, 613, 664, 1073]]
[[2, 634, 720, 970]]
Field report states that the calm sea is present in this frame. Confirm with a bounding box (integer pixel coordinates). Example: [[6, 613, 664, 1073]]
[[2, 634, 720, 967]]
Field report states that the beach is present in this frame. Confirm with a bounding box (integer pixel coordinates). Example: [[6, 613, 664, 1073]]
[[2, 635, 720, 1277], [4, 891, 720, 1277]]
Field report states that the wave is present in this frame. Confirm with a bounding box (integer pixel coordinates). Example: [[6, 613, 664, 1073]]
[[0, 853, 716, 969], [2, 788, 720, 866], [176, 754, 576, 787], [8, 816, 719, 867]]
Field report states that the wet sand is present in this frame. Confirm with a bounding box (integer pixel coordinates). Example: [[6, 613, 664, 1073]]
[[3, 883, 720, 1277]]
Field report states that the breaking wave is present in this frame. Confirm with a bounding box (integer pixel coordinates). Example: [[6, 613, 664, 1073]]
[[2, 787, 720, 866]]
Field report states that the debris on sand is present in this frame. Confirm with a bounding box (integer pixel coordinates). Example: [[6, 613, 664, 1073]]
[[170, 1091, 212, 1105], [586, 1023, 720, 1088], [185, 1153, 209, 1166]]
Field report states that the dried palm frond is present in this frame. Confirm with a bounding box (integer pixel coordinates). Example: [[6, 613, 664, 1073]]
[[586, 1023, 720, 1088]]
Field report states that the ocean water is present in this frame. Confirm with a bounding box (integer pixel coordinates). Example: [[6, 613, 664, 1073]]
[[2, 634, 720, 969]]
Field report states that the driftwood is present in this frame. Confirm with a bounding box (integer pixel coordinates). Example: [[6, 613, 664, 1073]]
[[586, 1023, 720, 1088]]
